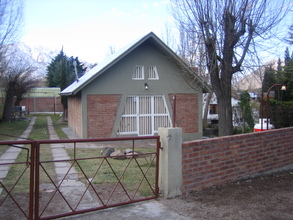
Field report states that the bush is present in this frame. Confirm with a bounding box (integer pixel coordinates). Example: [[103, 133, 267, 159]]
[[269, 100, 293, 128]]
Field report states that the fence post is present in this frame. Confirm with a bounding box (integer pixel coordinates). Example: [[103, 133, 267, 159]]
[[158, 127, 182, 198]]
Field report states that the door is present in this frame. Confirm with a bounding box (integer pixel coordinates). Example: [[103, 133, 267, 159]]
[[119, 95, 171, 136]]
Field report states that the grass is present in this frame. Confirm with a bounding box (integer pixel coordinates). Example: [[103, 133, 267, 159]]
[[51, 114, 68, 139], [1, 114, 157, 198], [1, 114, 59, 193], [67, 147, 157, 197], [0, 119, 31, 155]]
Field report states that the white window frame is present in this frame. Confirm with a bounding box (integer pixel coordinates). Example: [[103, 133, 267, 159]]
[[148, 66, 159, 80], [132, 65, 144, 80], [118, 95, 171, 136]]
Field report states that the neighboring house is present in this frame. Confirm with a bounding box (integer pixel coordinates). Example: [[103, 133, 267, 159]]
[[60, 32, 210, 141], [203, 93, 240, 125]]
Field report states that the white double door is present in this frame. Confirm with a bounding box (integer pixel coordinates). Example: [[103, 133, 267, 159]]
[[119, 95, 171, 136]]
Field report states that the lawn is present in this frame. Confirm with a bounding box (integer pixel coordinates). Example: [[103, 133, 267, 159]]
[[66, 147, 157, 197], [1, 114, 63, 193], [0, 114, 157, 198]]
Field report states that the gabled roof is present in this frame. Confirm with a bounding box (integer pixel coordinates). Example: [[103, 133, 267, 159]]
[[60, 32, 211, 96]]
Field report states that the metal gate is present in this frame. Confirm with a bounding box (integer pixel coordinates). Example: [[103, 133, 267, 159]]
[[0, 136, 160, 220]]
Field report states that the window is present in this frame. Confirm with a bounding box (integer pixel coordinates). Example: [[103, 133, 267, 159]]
[[132, 66, 144, 80], [132, 66, 159, 80], [148, 66, 159, 80], [209, 104, 218, 114], [119, 95, 171, 136]]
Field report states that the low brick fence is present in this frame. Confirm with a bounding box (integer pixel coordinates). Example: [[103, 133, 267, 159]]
[[182, 127, 293, 194]]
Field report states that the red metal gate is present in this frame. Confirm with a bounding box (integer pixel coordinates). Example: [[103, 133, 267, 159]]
[[0, 136, 160, 220]]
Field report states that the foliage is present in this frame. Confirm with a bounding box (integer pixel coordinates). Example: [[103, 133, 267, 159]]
[[261, 48, 293, 127], [269, 100, 293, 128], [46, 49, 87, 112], [262, 66, 277, 92], [0, 1, 34, 122], [46, 49, 86, 88], [0, 46, 40, 122], [233, 126, 253, 134], [276, 48, 293, 101], [239, 91, 254, 129]]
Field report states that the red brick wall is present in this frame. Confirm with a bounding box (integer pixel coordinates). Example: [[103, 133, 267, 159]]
[[68, 95, 82, 137], [182, 127, 293, 194], [87, 94, 121, 138], [20, 97, 63, 113], [169, 94, 198, 133]]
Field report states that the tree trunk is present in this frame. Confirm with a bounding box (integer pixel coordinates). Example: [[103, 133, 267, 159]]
[[15, 96, 22, 106], [2, 82, 15, 122], [216, 92, 233, 136]]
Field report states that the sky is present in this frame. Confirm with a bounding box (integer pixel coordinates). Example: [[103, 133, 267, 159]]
[[22, 0, 171, 64], [22, 0, 292, 66]]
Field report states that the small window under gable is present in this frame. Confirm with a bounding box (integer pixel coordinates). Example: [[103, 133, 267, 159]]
[[148, 66, 159, 80], [132, 65, 144, 80]]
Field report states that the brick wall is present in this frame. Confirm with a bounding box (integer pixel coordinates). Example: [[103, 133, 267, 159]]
[[182, 127, 293, 194], [20, 97, 63, 113], [87, 94, 121, 138], [68, 95, 82, 137], [169, 93, 198, 133]]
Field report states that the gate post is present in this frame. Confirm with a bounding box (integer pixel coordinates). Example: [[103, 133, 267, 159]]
[[158, 127, 182, 198]]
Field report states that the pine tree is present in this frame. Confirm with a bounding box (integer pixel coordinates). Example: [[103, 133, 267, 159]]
[[239, 91, 254, 130], [46, 49, 87, 118], [277, 47, 293, 101]]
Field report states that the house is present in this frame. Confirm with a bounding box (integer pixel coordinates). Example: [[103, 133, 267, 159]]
[[202, 93, 241, 126], [60, 32, 210, 141]]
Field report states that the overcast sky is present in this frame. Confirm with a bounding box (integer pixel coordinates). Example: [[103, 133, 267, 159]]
[[22, 0, 292, 65], [22, 0, 171, 63]]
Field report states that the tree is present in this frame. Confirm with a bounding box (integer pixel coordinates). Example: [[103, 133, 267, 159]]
[[262, 66, 277, 92], [262, 48, 293, 128], [46, 49, 87, 118], [277, 48, 293, 101], [0, 49, 39, 122], [285, 25, 293, 44], [239, 91, 254, 130], [46, 49, 86, 88], [0, 0, 23, 61], [171, 0, 291, 136]]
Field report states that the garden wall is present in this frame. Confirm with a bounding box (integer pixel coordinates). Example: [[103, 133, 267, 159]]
[[182, 127, 293, 194]]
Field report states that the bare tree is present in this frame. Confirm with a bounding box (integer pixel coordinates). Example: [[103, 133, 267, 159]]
[[0, 46, 39, 122], [0, 0, 23, 60], [286, 25, 293, 44], [171, 0, 291, 136]]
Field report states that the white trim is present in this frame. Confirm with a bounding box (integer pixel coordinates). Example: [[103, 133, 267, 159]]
[[148, 66, 159, 80], [132, 65, 144, 80], [119, 95, 171, 136]]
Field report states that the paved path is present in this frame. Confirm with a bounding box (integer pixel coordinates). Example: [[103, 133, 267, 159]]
[[46, 116, 99, 210], [0, 117, 36, 194]]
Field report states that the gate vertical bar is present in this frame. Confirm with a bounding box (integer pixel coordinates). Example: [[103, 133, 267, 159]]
[[155, 137, 160, 197], [34, 141, 40, 220], [29, 142, 35, 220]]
